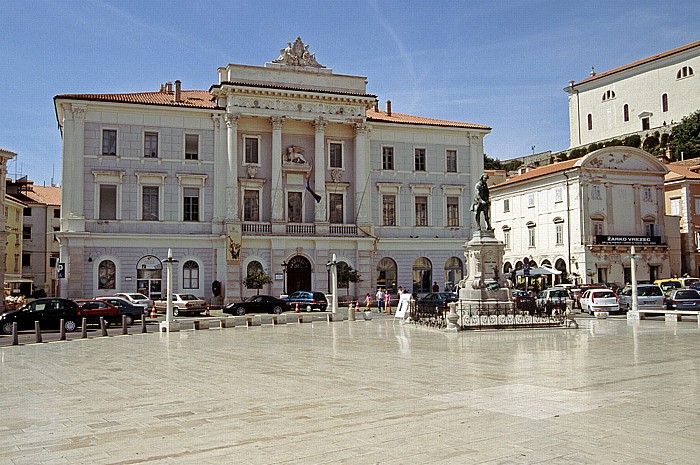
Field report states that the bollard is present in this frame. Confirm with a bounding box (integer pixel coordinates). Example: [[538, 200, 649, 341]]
[[348, 302, 356, 321], [34, 321, 42, 343], [11, 322, 18, 346], [100, 317, 108, 337], [122, 315, 128, 335], [141, 318, 147, 333], [81, 318, 88, 338], [219, 318, 227, 329], [59, 319, 66, 341]]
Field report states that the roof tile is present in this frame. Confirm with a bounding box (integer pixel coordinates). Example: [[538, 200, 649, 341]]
[[366, 109, 490, 130]]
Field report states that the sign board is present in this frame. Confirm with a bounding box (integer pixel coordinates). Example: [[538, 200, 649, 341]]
[[393, 293, 412, 321], [596, 235, 661, 246], [57, 262, 65, 278]]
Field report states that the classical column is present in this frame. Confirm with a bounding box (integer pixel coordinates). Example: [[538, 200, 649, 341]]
[[313, 118, 328, 223], [354, 123, 370, 225], [61, 104, 86, 232], [271, 117, 285, 222], [212, 114, 226, 224], [225, 112, 240, 221]]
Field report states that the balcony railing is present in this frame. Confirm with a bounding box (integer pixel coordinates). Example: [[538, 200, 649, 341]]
[[330, 225, 357, 236], [240, 222, 359, 237], [242, 222, 272, 234], [286, 223, 316, 235]]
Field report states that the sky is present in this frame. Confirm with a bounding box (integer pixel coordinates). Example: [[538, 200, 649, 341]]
[[2, 0, 699, 185]]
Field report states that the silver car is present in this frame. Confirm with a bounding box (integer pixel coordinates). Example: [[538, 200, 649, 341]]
[[618, 284, 665, 312], [114, 292, 154, 309]]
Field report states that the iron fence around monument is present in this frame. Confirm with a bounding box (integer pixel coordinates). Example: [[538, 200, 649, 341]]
[[408, 300, 566, 330]]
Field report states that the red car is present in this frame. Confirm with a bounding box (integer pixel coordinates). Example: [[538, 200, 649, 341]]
[[74, 299, 120, 326]]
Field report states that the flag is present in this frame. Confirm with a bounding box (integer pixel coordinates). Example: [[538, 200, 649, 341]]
[[305, 167, 322, 203]]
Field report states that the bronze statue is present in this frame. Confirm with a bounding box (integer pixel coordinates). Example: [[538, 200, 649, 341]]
[[471, 174, 493, 231]]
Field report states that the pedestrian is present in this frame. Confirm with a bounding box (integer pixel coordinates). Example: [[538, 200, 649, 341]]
[[432, 281, 440, 292], [364, 293, 372, 311], [384, 290, 391, 315], [376, 288, 385, 313]]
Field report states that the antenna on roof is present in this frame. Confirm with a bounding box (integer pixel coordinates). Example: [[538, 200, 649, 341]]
[[51, 165, 55, 187]]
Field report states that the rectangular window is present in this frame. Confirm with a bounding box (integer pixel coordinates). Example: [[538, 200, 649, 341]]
[[696, 231, 700, 251], [528, 193, 535, 207], [382, 195, 396, 226], [22, 253, 31, 267], [642, 117, 650, 130], [329, 143, 343, 169], [288, 192, 303, 223], [504, 230, 511, 250], [645, 222, 655, 237], [447, 197, 459, 226], [144, 132, 158, 158], [382, 146, 394, 170], [415, 196, 428, 226], [185, 134, 199, 160], [329, 193, 343, 224], [503, 199, 510, 213], [591, 185, 601, 199], [23, 226, 31, 240], [446, 150, 457, 173], [53, 227, 59, 242], [695, 198, 700, 214], [593, 221, 604, 236], [99, 185, 117, 220], [53, 208, 60, 218], [555, 188, 563, 203], [243, 190, 259, 222], [414, 148, 426, 171], [23, 207, 32, 216], [556, 224, 564, 245], [142, 186, 159, 221], [244, 137, 259, 164], [528, 227, 536, 247], [670, 198, 681, 216], [183, 188, 200, 222], [102, 129, 117, 156]]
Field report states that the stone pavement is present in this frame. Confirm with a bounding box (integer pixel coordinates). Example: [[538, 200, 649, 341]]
[[0, 314, 699, 464]]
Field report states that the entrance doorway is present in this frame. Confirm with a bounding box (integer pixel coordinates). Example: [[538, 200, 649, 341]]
[[286, 255, 311, 293], [136, 255, 163, 300]]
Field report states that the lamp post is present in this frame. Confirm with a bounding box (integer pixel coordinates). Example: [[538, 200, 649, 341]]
[[326, 254, 338, 316], [281, 261, 288, 296], [628, 245, 640, 320], [159, 248, 180, 332]]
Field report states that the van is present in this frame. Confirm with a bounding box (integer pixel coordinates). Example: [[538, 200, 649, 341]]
[[654, 278, 699, 294]]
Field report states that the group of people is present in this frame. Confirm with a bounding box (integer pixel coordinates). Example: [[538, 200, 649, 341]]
[[364, 288, 393, 314]]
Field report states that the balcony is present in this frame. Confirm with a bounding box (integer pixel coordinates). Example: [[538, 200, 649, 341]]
[[241, 222, 359, 237], [242, 222, 272, 234]]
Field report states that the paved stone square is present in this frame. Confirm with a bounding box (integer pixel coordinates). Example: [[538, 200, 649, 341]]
[[0, 315, 699, 464]]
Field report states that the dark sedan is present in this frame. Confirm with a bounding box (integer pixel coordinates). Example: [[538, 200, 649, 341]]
[[418, 292, 458, 311], [223, 295, 289, 315], [283, 291, 328, 312], [1, 298, 81, 334]]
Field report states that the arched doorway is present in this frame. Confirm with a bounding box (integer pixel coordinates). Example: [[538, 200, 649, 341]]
[[377, 257, 397, 294], [555, 258, 568, 285], [444, 257, 463, 292], [136, 255, 162, 299], [413, 257, 432, 294], [287, 255, 311, 293]]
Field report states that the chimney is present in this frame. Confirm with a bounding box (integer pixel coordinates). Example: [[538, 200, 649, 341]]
[[174, 80, 181, 102], [386, 100, 392, 116], [165, 81, 172, 93], [374, 100, 379, 112], [159, 84, 165, 92]]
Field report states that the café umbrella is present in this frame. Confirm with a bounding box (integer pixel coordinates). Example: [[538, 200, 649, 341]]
[[515, 266, 562, 277]]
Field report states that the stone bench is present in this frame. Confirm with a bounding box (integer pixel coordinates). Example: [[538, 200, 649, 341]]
[[630, 309, 700, 323]]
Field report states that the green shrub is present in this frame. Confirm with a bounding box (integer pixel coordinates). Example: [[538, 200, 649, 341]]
[[623, 135, 641, 147]]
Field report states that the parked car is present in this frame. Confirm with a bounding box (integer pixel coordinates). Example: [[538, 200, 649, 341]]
[[513, 290, 536, 312], [0, 298, 81, 334], [535, 288, 573, 313], [223, 295, 289, 315], [74, 299, 120, 326], [114, 292, 154, 309], [654, 278, 700, 294], [571, 284, 608, 309], [418, 292, 458, 311], [283, 291, 328, 312], [153, 294, 207, 316], [666, 288, 700, 310], [580, 289, 619, 315], [95, 296, 146, 324], [618, 284, 665, 312]]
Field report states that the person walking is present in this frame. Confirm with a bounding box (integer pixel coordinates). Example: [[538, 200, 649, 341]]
[[432, 281, 440, 292], [376, 288, 385, 313], [384, 290, 391, 315], [364, 293, 372, 311]]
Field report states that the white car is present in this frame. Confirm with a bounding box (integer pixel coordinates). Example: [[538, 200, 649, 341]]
[[618, 284, 665, 312], [114, 292, 154, 309], [580, 289, 619, 315], [153, 293, 207, 316]]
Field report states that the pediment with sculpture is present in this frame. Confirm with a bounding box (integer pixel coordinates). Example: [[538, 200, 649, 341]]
[[273, 37, 326, 68]]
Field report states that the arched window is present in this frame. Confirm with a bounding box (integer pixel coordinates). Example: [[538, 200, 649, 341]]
[[587, 114, 593, 131], [677, 66, 694, 79], [245, 261, 263, 289], [412, 257, 432, 293], [444, 257, 463, 292], [623, 104, 629, 122], [182, 260, 199, 289], [662, 93, 668, 112], [337, 261, 350, 289], [98, 260, 116, 290], [377, 257, 397, 294], [602, 90, 616, 101]]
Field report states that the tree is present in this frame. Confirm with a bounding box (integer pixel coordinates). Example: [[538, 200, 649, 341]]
[[670, 109, 700, 160], [337, 262, 362, 295], [244, 268, 272, 295]]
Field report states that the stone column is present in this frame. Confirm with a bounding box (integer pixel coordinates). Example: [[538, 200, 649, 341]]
[[212, 114, 226, 226], [225, 112, 240, 221], [354, 123, 370, 225], [313, 118, 328, 223], [62, 104, 86, 232], [271, 117, 285, 222]]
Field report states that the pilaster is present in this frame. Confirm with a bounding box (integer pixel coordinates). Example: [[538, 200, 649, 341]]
[[271, 117, 285, 222], [62, 104, 86, 232], [212, 114, 226, 227], [354, 123, 370, 225], [313, 118, 328, 223], [225, 112, 240, 221]]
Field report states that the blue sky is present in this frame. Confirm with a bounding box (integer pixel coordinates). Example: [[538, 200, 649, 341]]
[[2, 0, 699, 185]]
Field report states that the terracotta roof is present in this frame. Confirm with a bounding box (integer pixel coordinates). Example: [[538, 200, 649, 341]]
[[213, 80, 376, 98], [55, 90, 217, 109], [366, 109, 490, 130], [665, 164, 700, 181], [493, 159, 579, 189], [575, 40, 700, 86], [8, 186, 61, 206], [669, 157, 700, 168]]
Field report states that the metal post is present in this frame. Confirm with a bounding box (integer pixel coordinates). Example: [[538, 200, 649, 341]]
[[330, 254, 338, 316], [34, 321, 42, 343], [11, 322, 18, 345], [59, 319, 66, 341], [81, 318, 87, 338], [122, 315, 128, 335], [631, 245, 638, 313], [100, 317, 108, 336], [141, 318, 147, 333]]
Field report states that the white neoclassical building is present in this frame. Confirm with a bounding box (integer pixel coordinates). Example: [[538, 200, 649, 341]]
[[54, 38, 490, 303], [565, 40, 700, 148], [490, 146, 680, 287]]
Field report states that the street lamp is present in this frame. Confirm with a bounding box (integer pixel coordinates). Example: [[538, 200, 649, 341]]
[[160, 248, 180, 332], [281, 261, 288, 296], [325, 261, 331, 293]]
